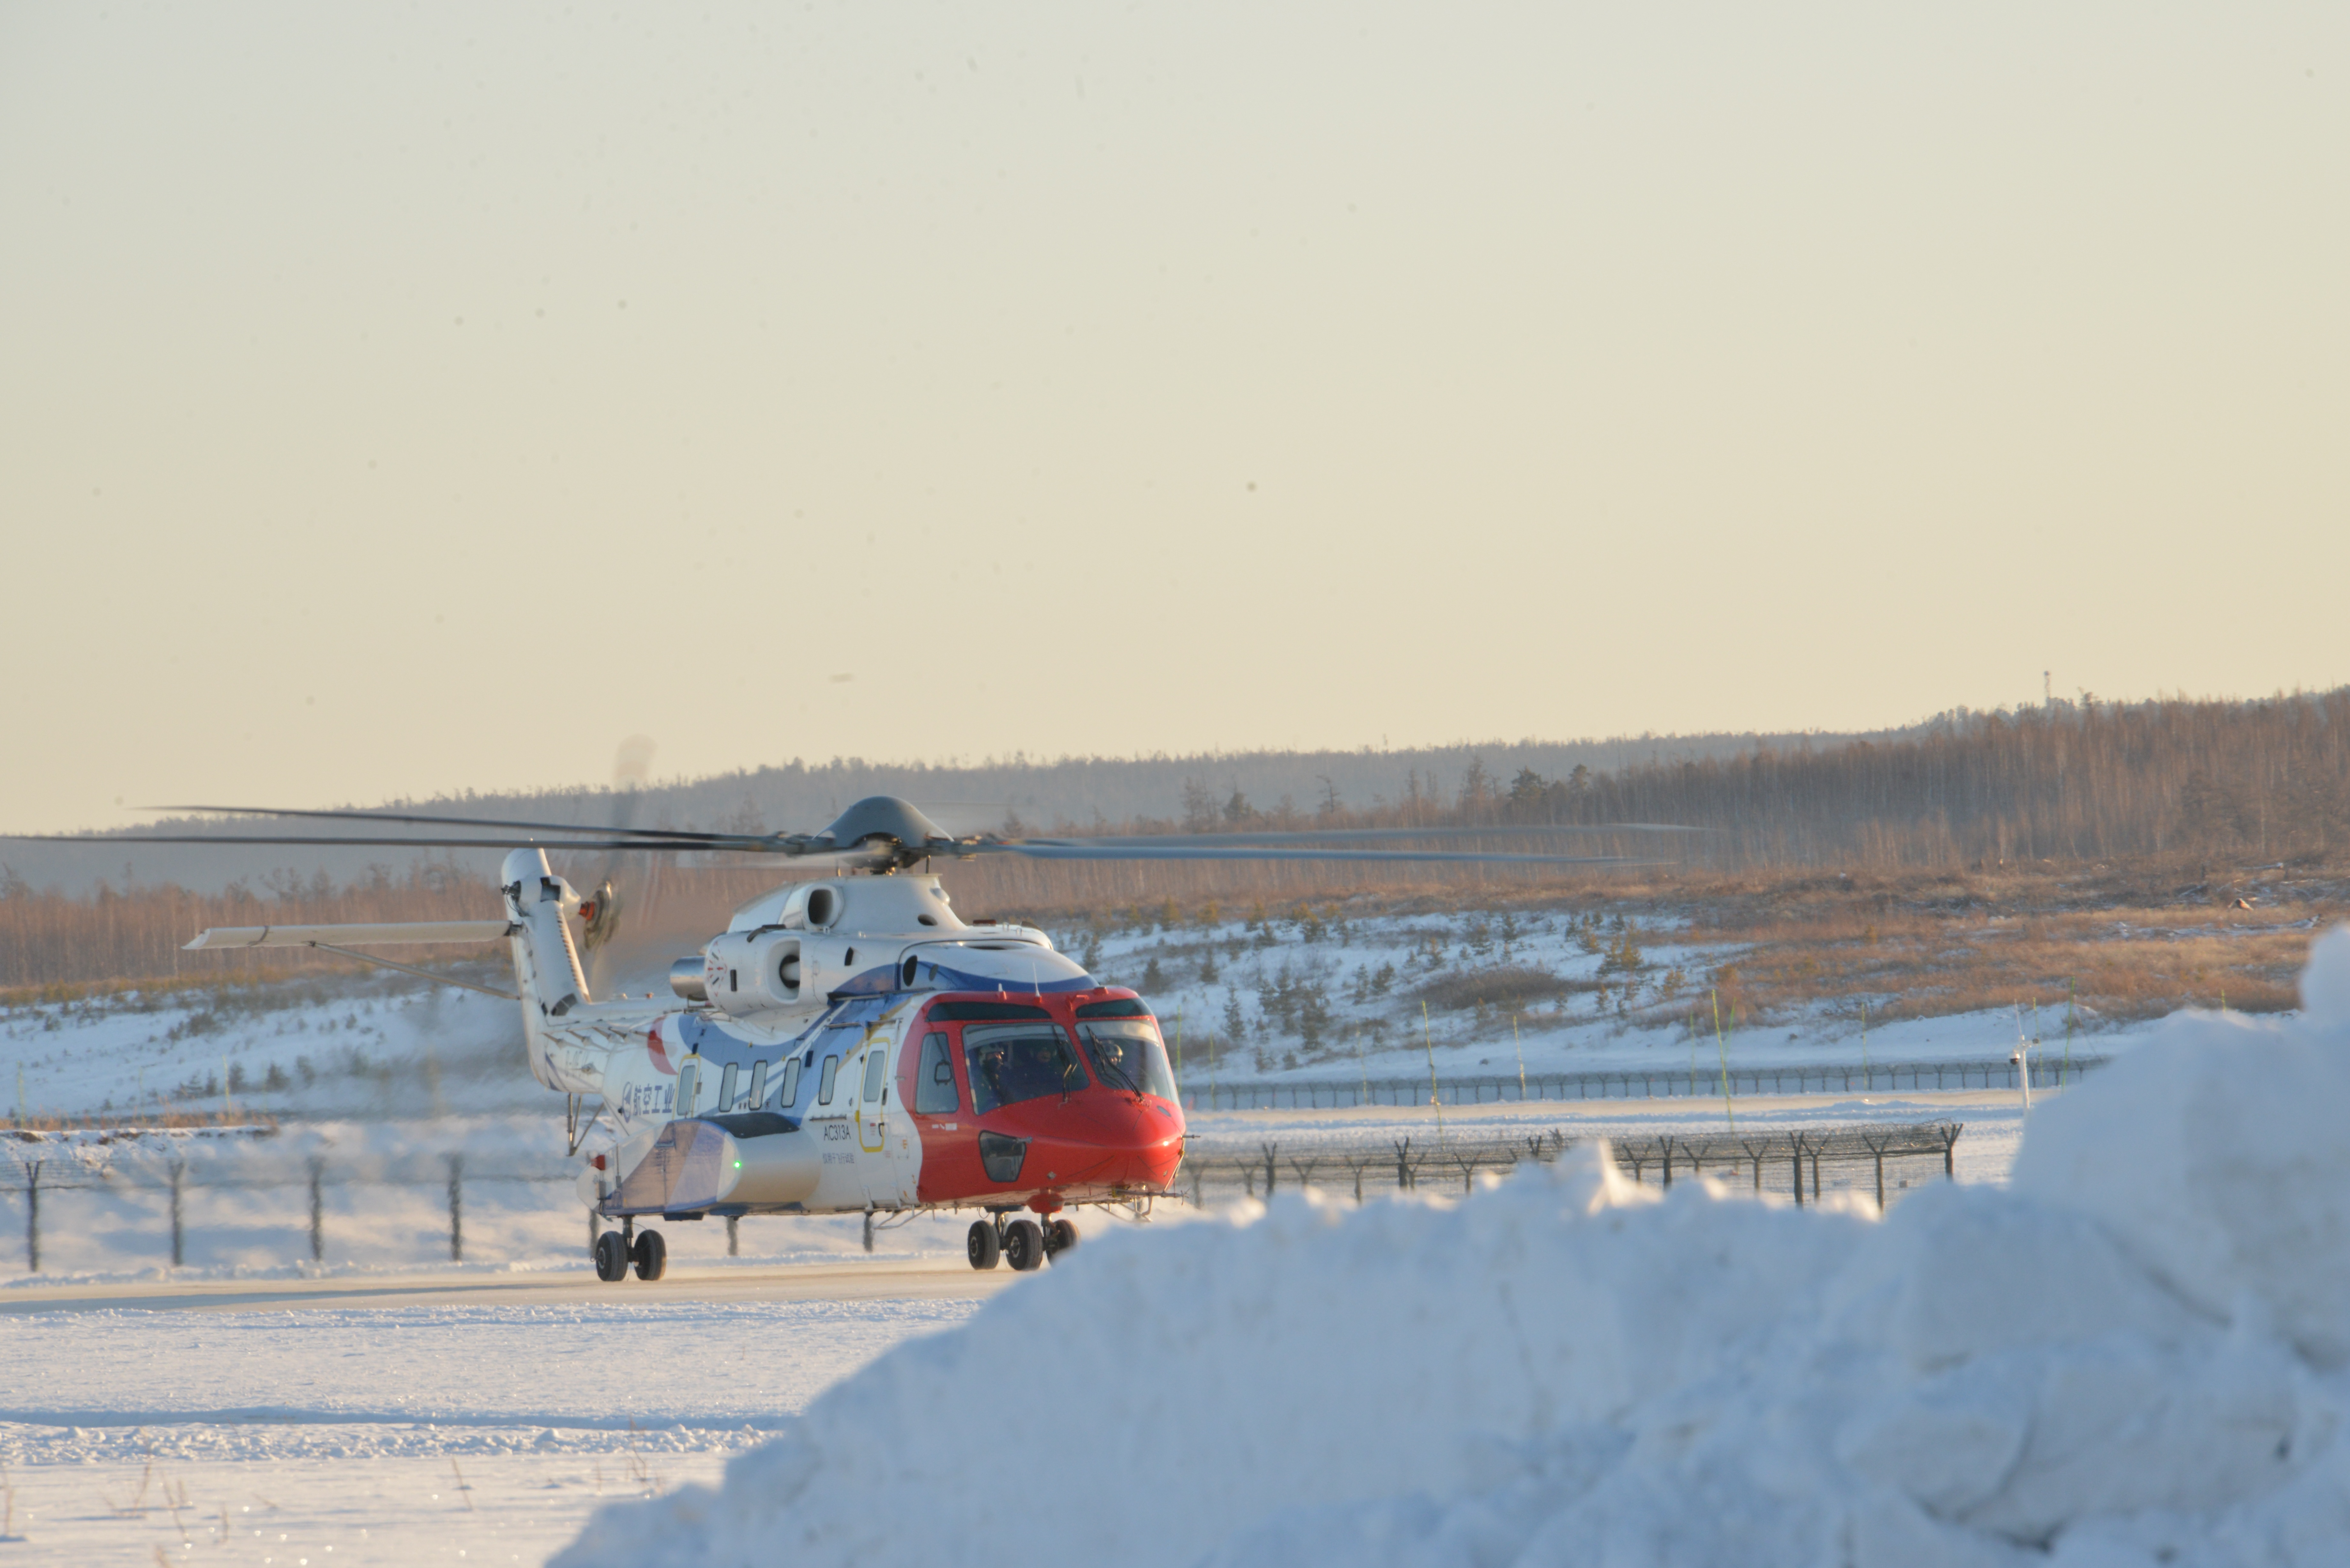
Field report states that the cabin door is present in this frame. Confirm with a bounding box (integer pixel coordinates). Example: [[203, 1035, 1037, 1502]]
[[855, 1033, 913, 1206]]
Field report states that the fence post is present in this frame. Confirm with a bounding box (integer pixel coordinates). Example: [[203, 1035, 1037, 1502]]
[[1260, 1142, 1277, 1198], [1660, 1138, 1674, 1190], [446, 1154, 464, 1262], [169, 1159, 185, 1267], [308, 1157, 325, 1264], [24, 1162, 39, 1273], [1791, 1137, 1804, 1207]]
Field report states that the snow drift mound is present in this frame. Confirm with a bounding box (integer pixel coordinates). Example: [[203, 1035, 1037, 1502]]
[[554, 933, 2350, 1568]]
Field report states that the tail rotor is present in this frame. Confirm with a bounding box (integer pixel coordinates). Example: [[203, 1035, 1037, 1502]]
[[577, 735, 655, 999]]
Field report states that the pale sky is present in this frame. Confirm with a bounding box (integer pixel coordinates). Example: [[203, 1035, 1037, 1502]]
[[4, 2, 2345, 834]]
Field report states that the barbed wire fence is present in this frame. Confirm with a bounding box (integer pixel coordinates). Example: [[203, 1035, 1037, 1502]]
[[0, 1117, 1963, 1274], [1177, 1121, 1965, 1210], [0, 1131, 577, 1274], [1184, 1057, 2097, 1111]]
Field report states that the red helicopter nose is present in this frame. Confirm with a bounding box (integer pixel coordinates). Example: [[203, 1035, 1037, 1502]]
[[1000, 1091, 1185, 1192]]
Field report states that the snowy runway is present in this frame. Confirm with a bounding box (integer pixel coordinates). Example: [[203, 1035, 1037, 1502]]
[[0, 1255, 1012, 1318], [0, 1286, 991, 1564], [0, 1449, 729, 1566]]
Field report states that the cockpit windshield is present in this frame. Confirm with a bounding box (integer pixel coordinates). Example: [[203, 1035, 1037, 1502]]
[[963, 1022, 1090, 1113], [1078, 1020, 1179, 1102]]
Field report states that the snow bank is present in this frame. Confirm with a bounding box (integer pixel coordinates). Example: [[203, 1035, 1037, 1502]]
[[553, 935, 2350, 1568]]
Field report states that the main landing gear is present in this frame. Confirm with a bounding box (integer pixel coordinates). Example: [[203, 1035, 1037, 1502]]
[[593, 1226, 666, 1283], [966, 1213, 1079, 1272]]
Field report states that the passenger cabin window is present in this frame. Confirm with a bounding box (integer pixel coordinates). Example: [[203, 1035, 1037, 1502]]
[[914, 1031, 959, 1114], [861, 1048, 888, 1102], [778, 1056, 802, 1109], [748, 1059, 769, 1109], [962, 1022, 1089, 1114], [818, 1054, 840, 1105]]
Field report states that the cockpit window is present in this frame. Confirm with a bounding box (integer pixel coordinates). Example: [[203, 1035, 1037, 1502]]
[[1078, 1020, 1179, 1101], [962, 1022, 1089, 1113]]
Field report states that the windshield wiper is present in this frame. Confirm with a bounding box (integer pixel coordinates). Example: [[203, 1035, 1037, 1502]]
[[1084, 1033, 1147, 1096]]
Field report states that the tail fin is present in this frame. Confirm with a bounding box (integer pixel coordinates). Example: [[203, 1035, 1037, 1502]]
[[499, 848, 593, 1016]]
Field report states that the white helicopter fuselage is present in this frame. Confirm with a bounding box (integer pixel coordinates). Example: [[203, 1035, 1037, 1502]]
[[493, 849, 1164, 1221], [183, 847, 1185, 1242]]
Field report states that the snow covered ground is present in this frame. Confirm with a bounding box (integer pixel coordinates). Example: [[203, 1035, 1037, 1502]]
[[0, 1294, 988, 1565], [1084, 905, 2155, 1089], [0, 904, 2155, 1134], [552, 932, 2350, 1568], [0, 976, 538, 1125], [0, 1296, 978, 1460]]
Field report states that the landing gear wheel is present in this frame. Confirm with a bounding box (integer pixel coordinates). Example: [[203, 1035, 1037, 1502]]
[[593, 1230, 630, 1283], [967, 1220, 1002, 1270], [1004, 1218, 1045, 1272], [631, 1227, 667, 1282], [863, 1211, 876, 1254], [1044, 1218, 1078, 1260]]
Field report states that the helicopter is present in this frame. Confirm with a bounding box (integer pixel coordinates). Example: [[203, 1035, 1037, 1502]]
[[26, 795, 1671, 1281]]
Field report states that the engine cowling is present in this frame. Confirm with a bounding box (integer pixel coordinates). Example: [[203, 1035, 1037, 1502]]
[[702, 929, 802, 1016], [698, 931, 888, 1020]]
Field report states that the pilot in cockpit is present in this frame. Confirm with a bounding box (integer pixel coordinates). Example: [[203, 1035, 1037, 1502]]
[[974, 1041, 1010, 1105]]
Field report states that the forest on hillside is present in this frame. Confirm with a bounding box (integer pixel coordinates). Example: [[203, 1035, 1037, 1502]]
[[5, 690, 2346, 986]]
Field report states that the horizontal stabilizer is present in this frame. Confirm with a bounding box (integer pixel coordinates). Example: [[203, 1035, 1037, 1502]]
[[183, 920, 514, 952]]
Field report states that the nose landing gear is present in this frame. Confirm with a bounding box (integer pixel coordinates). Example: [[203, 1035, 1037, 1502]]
[[967, 1210, 1076, 1271], [1003, 1218, 1045, 1271]]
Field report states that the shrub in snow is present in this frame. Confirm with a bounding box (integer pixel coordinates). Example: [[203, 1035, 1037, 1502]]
[[554, 933, 2350, 1568]]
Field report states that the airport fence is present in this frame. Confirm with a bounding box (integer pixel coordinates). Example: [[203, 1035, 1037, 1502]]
[[0, 1115, 1964, 1274], [1182, 1055, 2104, 1112], [1178, 1121, 1965, 1211], [0, 1129, 589, 1274]]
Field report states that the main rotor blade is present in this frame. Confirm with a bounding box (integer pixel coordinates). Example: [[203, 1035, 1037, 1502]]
[[972, 843, 1658, 866], [1021, 824, 1702, 847], [3, 832, 802, 854], [147, 803, 767, 846]]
